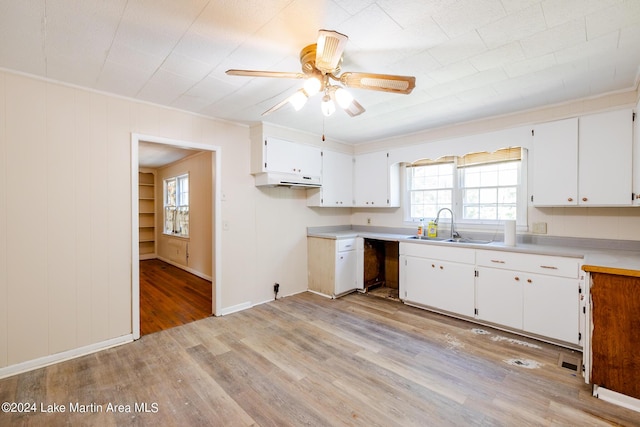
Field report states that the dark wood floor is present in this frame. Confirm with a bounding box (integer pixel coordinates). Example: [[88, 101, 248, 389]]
[[140, 259, 212, 335], [1, 292, 638, 426]]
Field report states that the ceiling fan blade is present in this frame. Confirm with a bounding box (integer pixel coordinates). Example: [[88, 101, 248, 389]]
[[339, 72, 416, 94], [261, 89, 307, 116], [226, 69, 305, 79], [315, 30, 348, 74], [343, 98, 365, 117]]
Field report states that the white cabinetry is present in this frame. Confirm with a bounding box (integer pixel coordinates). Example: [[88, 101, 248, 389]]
[[532, 109, 633, 206], [308, 150, 353, 207], [531, 118, 578, 206], [353, 151, 399, 207], [308, 237, 362, 298], [578, 109, 633, 206], [399, 243, 475, 317], [251, 136, 322, 177], [475, 250, 582, 345]]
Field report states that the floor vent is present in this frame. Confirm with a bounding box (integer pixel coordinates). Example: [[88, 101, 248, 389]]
[[558, 353, 582, 373]]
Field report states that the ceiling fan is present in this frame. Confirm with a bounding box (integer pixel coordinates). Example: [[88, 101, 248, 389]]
[[226, 29, 416, 118]]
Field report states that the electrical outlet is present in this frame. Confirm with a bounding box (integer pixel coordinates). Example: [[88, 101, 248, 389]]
[[532, 222, 547, 234], [367, 218, 371, 225]]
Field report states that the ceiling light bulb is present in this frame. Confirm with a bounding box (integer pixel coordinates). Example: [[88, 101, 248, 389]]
[[289, 90, 308, 111], [321, 94, 335, 117], [304, 77, 321, 96], [334, 87, 353, 108]]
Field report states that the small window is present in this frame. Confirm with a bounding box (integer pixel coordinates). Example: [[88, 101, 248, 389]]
[[164, 173, 189, 237], [406, 148, 525, 225]]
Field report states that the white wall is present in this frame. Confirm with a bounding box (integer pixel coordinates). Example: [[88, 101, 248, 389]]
[[156, 151, 212, 278], [0, 71, 351, 375]]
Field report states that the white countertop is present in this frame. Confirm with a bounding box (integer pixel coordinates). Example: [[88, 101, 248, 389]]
[[307, 228, 640, 273]]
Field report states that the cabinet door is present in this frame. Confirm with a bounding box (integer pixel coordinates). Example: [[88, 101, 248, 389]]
[[425, 260, 475, 317], [335, 250, 357, 295], [353, 151, 389, 206], [265, 137, 321, 176], [532, 118, 578, 206], [321, 150, 353, 206], [402, 256, 474, 317], [401, 256, 431, 305], [578, 109, 632, 206], [523, 273, 579, 344], [476, 267, 523, 330]]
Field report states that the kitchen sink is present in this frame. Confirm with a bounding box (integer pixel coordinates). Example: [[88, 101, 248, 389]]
[[406, 236, 492, 245]]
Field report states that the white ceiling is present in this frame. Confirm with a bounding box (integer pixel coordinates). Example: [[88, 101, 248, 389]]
[[1, 0, 640, 145]]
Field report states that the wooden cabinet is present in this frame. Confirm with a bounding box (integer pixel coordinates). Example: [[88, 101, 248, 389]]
[[251, 136, 321, 177], [353, 151, 399, 207], [475, 250, 582, 345], [138, 171, 156, 260], [588, 272, 640, 401], [307, 150, 353, 207], [400, 243, 475, 317], [308, 237, 362, 298], [532, 109, 633, 207]]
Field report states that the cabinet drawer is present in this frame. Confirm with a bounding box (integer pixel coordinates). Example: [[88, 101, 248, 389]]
[[476, 250, 580, 278], [399, 242, 475, 264], [337, 238, 357, 252]]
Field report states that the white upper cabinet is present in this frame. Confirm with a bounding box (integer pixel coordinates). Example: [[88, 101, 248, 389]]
[[578, 109, 633, 206], [531, 118, 578, 206], [308, 150, 353, 207], [353, 151, 399, 207], [532, 109, 633, 207], [251, 136, 322, 177]]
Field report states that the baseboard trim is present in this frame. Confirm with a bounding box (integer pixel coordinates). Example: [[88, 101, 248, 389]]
[[155, 256, 212, 281], [219, 301, 252, 316], [593, 385, 640, 412], [0, 334, 134, 380]]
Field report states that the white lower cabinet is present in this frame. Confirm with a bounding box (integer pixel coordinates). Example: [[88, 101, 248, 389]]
[[475, 250, 581, 345], [308, 236, 362, 298], [400, 243, 583, 347], [475, 267, 523, 330], [400, 243, 475, 317]]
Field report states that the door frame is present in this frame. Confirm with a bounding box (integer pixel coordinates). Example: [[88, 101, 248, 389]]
[[131, 133, 222, 339]]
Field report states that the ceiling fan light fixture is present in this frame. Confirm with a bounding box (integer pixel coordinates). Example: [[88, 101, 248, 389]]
[[289, 90, 308, 111], [334, 87, 353, 108], [303, 77, 321, 96], [321, 94, 335, 116]]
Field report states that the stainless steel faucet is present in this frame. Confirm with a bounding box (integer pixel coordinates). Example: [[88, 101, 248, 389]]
[[435, 207, 458, 240]]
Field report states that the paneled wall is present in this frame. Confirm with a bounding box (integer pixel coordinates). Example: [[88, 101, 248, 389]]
[[0, 70, 352, 374]]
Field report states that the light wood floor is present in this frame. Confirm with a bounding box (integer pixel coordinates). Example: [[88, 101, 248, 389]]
[[140, 259, 212, 335], [1, 292, 638, 426]]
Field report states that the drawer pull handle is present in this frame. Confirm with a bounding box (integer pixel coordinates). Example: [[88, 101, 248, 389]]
[[514, 276, 520, 281], [527, 279, 532, 283], [343, 244, 352, 249], [539, 265, 558, 270], [491, 260, 506, 264]]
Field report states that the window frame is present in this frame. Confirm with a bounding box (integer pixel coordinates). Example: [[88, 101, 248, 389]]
[[163, 172, 190, 237], [404, 148, 528, 228]]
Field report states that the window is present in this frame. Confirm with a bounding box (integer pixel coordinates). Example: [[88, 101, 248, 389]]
[[164, 173, 189, 237], [406, 148, 525, 225], [407, 158, 454, 220]]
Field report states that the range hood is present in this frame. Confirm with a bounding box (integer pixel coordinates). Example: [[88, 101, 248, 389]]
[[254, 172, 322, 188]]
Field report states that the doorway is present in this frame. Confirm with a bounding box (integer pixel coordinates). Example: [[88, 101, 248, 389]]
[[131, 134, 222, 339]]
